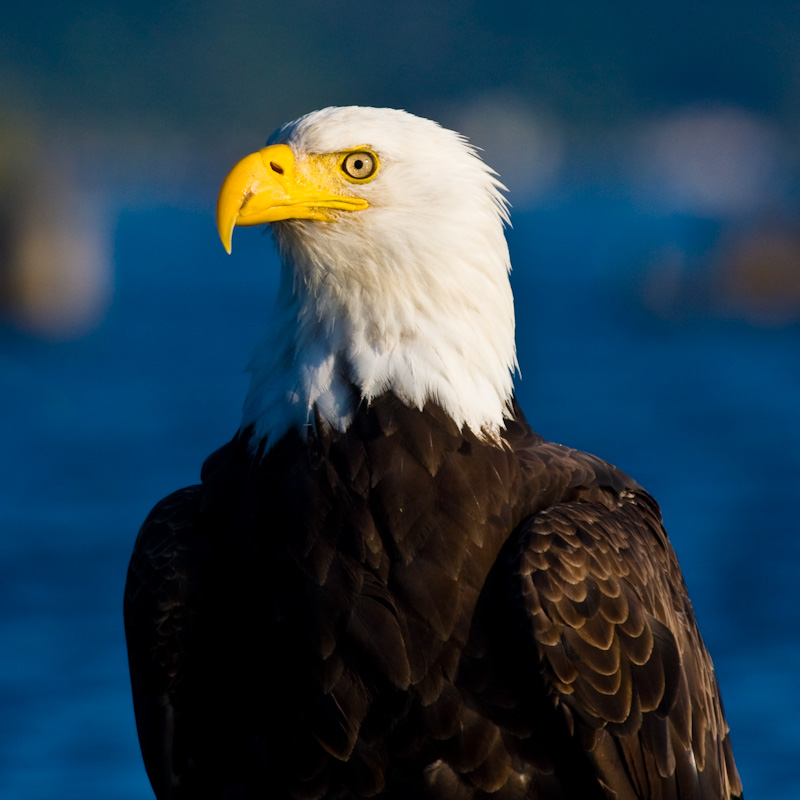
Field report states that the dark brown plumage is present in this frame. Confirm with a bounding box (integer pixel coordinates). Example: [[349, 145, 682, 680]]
[[125, 395, 742, 799]]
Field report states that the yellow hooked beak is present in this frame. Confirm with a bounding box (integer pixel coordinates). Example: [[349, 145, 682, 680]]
[[216, 144, 370, 253]]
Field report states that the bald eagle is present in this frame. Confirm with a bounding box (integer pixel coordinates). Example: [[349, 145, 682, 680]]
[[124, 107, 743, 799]]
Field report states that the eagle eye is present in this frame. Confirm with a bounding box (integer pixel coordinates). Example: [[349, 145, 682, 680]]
[[342, 151, 377, 181]]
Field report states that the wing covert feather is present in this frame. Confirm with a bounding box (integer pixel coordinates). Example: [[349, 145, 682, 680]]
[[509, 492, 743, 799]]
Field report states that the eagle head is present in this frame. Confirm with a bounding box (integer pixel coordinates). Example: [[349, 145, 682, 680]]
[[217, 107, 517, 449]]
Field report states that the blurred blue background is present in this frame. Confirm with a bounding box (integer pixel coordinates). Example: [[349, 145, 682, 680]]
[[1, 2, 799, 797]]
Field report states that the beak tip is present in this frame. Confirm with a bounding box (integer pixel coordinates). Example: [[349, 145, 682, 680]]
[[217, 213, 235, 255]]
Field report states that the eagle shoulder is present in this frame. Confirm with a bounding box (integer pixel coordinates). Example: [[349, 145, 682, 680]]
[[124, 485, 206, 800], [473, 450, 743, 799]]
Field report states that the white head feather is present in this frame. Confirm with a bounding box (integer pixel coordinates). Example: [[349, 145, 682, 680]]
[[241, 106, 517, 448]]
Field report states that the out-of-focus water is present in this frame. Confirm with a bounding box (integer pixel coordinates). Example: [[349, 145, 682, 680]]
[[1, 197, 797, 798]]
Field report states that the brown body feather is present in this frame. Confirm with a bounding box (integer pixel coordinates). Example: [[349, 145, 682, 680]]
[[124, 394, 742, 799]]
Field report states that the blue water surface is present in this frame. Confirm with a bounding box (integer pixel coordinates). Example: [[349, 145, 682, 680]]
[[1, 196, 797, 798]]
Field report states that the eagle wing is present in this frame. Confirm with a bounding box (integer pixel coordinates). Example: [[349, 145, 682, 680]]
[[505, 490, 743, 799], [124, 485, 205, 800]]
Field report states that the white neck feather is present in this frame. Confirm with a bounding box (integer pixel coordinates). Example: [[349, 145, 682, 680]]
[[240, 107, 518, 450]]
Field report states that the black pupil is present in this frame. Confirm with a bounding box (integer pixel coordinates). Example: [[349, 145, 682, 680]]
[[353, 159, 364, 171]]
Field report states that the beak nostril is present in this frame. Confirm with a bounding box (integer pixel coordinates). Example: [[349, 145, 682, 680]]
[[270, 161, 284, 175]]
